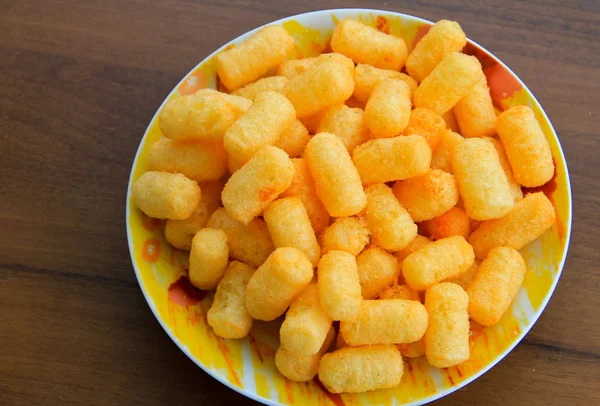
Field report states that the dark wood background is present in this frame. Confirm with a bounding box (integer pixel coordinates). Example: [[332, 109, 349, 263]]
[[1, 0, 599, 404]]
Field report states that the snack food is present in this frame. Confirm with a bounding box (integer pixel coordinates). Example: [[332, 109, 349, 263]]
[[317, 250, 362, 321]]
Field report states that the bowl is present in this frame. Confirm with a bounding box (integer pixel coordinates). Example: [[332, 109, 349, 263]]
[[126, 8, 572, 405]]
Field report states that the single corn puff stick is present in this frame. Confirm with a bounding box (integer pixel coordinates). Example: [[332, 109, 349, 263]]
[[188, 228, 229, 290], [331, 19, 407, 70], [496, 105, 554, 187], [207, 261, 255, 339], [453, 78, 496, 138], [305, 133, 367, 217], [452, 138, 514, 220], [406, 20, 467, 83], [340, 299, 428, 345], [414, 52, 485, 115], [148, 137, 228, 182], [425, 282, 470, 368], [264, 197, 320, 267], [403, 236, 474, 291], [468, 192, 555, 259], [224, 91, 296, 163], [132, 171, 200, 220], [352, 135, 431, 184], [217, 26, 295, 89], [467, 247, 526, 326], [318, 344, 403, 393], [365, 79, 412, 138], [364, 184, 417, 251], [245, 247, 313, 321], [221, 146, 294, 225], [279, 283, 332, 355]]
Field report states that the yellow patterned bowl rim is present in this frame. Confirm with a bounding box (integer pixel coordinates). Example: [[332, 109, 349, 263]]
[[126, 8, 573, 406]]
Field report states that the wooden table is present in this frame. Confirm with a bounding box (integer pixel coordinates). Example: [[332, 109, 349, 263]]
[[2, 0, 599, 404]]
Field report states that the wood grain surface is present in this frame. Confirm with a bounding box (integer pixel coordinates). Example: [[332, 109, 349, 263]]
[[1, 0, 599, 404]]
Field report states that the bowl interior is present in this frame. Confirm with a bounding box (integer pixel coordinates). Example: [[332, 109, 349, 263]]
[[126, 8, 572, 406]]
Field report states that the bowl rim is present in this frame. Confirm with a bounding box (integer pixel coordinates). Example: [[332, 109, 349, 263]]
[[126, 8, 573, 406]]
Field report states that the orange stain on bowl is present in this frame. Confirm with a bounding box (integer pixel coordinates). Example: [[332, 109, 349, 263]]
[[167, 275, 208, 306], [142, 238, 161, 263], [178, 70, 207, 95], [484, 64, 522, 109], [376, 16, 390, 34], [217, 337, 242, 386]]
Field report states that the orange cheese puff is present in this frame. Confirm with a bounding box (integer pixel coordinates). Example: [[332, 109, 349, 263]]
[[207, 208, 274, 267], [132, 171, 200, 220], [159, 91, 251, 142], [216, 25, 295, 90], [207, 261, 255, 339], [280, 283, 333, 355], [298, 108, 331, 134], [421, 207, 471, 240], [314, 52, 356, 73], [305, 133, 367, 217], [340, 299, 428, 345], [378, 284, 420, 301], [397, 339, 426, 359], [245, 247, 313, 321], [354, 64, 417, 103], [364, 79, 412, 138], [231, 76, 289, 100], [364, 184, 417, 251], [224, 91, 296, 163], [424, 282, 470, 368], [357, 247, 400, 300], [453, 78, 496, 138], [165, 180, 224, 250], [148, 137, 228, 182], [392, 169, 459, 222], [467, 247, 526, 326], [496, 105, 554, 187], [281, 158, 330, 234], [488, 137, 523, 202], [277, 57, 317, 78], [441, 110, 461, 133], [406, 20, 467, 83], [394, 235, 432, 263], [276, 326, 335, 382], [227, 153, 245, 174], [353, 135, 431, 184], [430, 129, 464, 173], [264, 197, 321, 267], [445, 259, 480, 290], [274, 120, 310, 158], [331, 19, 407, 70], [403, 107, 447, 150], [469, 192, 555, 259], [414, 52, 485, 115], [403, 236, 475, 291], [320, 217, 370, 256], [189, 228, 229, 290], [285, 60, 355, 118], [317, 251, 362, 321], [452, 138, 514, 220], [317, 105, 371, 153], [319, 345, 403, 393], [222, 146, 294, 225]]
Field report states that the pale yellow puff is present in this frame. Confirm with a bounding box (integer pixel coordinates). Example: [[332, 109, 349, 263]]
[[317, 105, 371, 153], [364, 79, 412, 138], [430, 129, 464, 173], [231, 76, 289, 100], [189, 228, 229, 290], [317, 251, 362, 321], [274, 120, 310, 158], [320, 217, 370, 256], [403, 107, 447, 150], [356, 247, 401, 300], [453, 78, 496, 138], [353, 64, 417, 103]]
